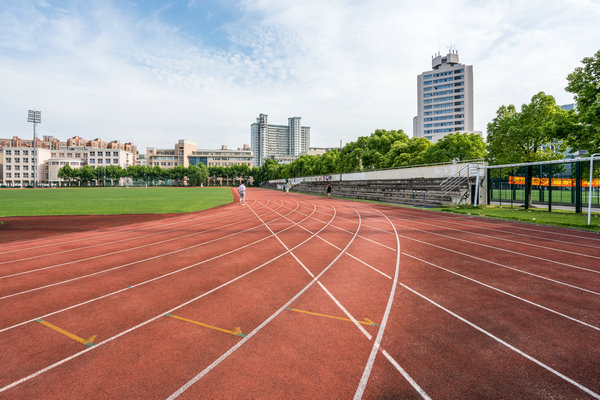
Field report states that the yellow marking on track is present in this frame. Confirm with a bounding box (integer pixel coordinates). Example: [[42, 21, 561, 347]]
[[285, 308, 380, 326], [36, 319, 97, 346], [166, 314, 246, 337]]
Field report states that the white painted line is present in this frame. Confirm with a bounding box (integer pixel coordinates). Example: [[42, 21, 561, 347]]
[[0, 199, 330, 392], [0, 201, 305, 334], [396, 233, 600, 296], [404, 253, 600, 331], [397, 281, 600, 399], [354, 208, 401, 400], [0, 201, 280, 280], [0, 202, 268, 265], [382, 350, 431, 400], [391, 215, 600, 266], [165, 203, 362, 399], [0, 202, 289, 300]]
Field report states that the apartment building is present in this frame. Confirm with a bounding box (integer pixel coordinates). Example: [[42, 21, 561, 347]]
[[0, 135, 137, 186], [414, 51, 475, 143], [250, 114, 310, 167]]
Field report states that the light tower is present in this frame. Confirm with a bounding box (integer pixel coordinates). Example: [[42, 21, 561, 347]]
[[27, 109, 41, 187]]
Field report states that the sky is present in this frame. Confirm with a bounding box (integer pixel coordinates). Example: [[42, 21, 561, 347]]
[[1, 0, 599, 153]]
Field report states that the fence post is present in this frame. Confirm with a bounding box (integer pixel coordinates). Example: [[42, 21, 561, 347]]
[[548, 164, 553, 212], [576, 161, 582, 213]]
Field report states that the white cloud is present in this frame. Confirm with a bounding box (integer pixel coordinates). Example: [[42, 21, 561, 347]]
[[0, 0, 599, 153]]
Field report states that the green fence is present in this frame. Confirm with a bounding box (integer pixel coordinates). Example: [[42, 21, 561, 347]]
[[488, 160, 600, 212]]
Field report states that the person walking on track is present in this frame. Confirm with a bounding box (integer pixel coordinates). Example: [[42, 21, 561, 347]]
[[238, 181, 246, 205], [326, 183, 332, 199]]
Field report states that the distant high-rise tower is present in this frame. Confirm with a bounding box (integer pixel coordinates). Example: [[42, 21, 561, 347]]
[[414, 51, 474, 142], [250, 114, 310, 166]]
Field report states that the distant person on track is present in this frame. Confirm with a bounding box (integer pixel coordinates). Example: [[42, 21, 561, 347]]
[[238, 182, 246, 205], [326, 183, 332, 199]]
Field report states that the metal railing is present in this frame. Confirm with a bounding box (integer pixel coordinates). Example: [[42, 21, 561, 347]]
[[440, 163, 480, 197]]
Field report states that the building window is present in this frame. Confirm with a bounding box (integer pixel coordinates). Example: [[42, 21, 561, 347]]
[[113, 152, 118, 156], [15, 158, 20, 163], [90, 159, 95, 163], [5, 150, 10, 155], [67, 153, 73, 157], [15, 173, 20, 178], [90, 151, 95, 156], [6, 165, 11, 171], [6, 158, 10, 163], [14, 150, 20, 155], [105, 159, 110, 164], [98, 151, 103, 156], [75, 153, 81, 158], [6, 173, 11, 178], [23, 173, 29, 178], [113, 159, 118, 164], [23, 150, 29, 155], [23, 165, 29, 170]]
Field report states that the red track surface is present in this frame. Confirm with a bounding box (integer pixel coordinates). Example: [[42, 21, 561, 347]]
[[1, 188, 599, 399]]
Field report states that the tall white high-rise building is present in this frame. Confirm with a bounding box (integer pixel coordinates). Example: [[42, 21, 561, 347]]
[[414, 51, 474, 143], [251, 114, 310, 166]]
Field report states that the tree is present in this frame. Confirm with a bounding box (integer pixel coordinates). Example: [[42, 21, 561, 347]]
[[486, 92, 567, 165], [187, 163, 209, 186], [565, 49, 600, 153], [57, 164, 74, 186], [382, 137, 431, 168], [423, 132, 487, 164], [486, 92, 568, 207]]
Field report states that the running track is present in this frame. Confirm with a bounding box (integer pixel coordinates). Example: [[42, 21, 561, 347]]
[[0, 188, 599, 399]]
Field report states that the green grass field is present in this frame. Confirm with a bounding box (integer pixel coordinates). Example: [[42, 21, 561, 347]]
[[436, 205, 600, 232], [0, 187, 233, 217]]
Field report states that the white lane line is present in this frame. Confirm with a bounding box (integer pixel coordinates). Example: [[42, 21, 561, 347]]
[[0, 201, 303, 334], [256, 195, 430, 398], [0, 199, 326, 393], [0, 199, 249, 255], [0, 202, 290, 300], [354, 208, 401, 400], [404, 253, 600, 331], [0, 201, 279, 280], [390, 215, 600, 267], [395, 213, 600, 252], [275, 202, 396, 251], [0, 201, 268, 266], [165, 202, 361, 400], [381, 350, 431, 400], [396, 232, 600, 296], [258, 201, 375, 340], [329, 213, 600, 296], [397, 282, 600, 399]]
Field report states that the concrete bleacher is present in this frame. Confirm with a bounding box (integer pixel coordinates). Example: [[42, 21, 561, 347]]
[[272, 177, 474, 208]]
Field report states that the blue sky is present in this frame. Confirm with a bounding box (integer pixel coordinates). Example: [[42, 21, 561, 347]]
[[1, 0, 599, 152]]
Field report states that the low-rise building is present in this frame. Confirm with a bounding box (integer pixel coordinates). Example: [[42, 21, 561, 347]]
[[189, 145, 253, 168], [146, 140, 197, 168]]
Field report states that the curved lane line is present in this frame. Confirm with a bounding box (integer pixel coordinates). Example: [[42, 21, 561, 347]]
[[0, 198, 254, 255], [0, 200, 269, 266], [0, 198, 324, 392], [0, 201, 277, 280], [353, 207, 401, 400], [0, 201, 290, 300], [165, 200, 359, 400], [0, 201, 303, 334]]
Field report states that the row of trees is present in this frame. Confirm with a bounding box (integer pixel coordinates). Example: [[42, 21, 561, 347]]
[[58, 163, 210, 186]]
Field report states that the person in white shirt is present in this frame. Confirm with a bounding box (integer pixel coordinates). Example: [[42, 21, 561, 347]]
[[238, 182, 246, 205]]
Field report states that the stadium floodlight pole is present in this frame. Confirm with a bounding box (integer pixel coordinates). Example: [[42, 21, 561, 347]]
[[588, 153, 600, 225], [27, 109, 42, 188]]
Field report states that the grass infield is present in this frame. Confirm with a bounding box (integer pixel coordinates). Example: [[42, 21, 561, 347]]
[[0, 187, 233, 217], [435, 205, 600, 233]]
